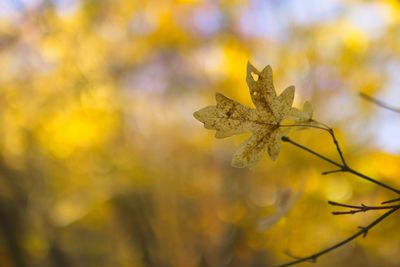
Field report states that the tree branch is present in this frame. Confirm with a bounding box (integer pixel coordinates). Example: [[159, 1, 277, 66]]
[[381, 197, 400, 204], [279, 129, 400, 266], [278, 206, 400, 267], [281, 136, 400, 195], [360, 92, 400, 113], [328, 200, 400, 215], [327, 128, 347, 167]]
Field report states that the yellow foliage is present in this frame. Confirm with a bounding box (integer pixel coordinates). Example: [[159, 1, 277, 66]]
[[0, 1, 399, 267]]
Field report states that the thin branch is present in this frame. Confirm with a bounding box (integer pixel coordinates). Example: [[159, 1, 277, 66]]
[[281, 136, 400, 195], [278, 206, 400, 267], [382, 197, 400, 204], [279, 124, 400, 266], [327, 128, 347, 167], [360, 92, 400, 113], [312, 121, 347, 165], [281, 136, 342, 168], [328, 201, 400, 215], [328, 201, 365, 209], [322, 169, 344, 175], [345, 167, 400, 195], [282, 121, 346, 166]]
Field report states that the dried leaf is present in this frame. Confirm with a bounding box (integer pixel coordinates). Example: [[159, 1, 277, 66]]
[[194, 62, 311, 168], [288, 101, 313, 122]]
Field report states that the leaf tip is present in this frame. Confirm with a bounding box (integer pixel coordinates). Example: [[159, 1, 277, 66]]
[[246, 61, 259, 74], [215, 92, 224, 101], [269, 152, 279, 161], [193, 110, 202, 121], [287, 85, 295, 92], [262, 65, 273, 76], [231, 158, 247, 168], [215, 131, 229, 139]]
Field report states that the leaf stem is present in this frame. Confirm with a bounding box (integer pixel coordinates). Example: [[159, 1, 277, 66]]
[[279, 123, 330, 132]]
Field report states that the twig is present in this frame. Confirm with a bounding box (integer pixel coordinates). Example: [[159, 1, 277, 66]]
[[382, 197, 400, 204], [281, 136, 400, 195], [279, 115, 400, 265], [278, 206, 400, 267], [328, 201, 367, 209], [281, 136, 342, 168], [322, 169, 344, 175], [328, 201, 400, 215], [360, 92, 400, 113], [346, 167, 400, 195], [279, 130, 400, 266], [326, 128, 347, 167], [281, 121, 346, 165]]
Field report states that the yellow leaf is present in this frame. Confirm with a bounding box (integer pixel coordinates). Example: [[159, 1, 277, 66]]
[[194, 62, 310, 168]]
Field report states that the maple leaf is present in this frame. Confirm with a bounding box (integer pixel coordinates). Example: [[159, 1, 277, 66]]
[[194, 62, 310, 168]]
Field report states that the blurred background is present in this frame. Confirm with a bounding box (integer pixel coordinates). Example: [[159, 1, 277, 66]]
[[0, 0, 399, 266]]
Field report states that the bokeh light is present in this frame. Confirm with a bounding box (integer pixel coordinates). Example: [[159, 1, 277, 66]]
[[0, 1, 399, 266]]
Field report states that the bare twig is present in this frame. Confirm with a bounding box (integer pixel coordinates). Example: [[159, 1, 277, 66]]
[[321, 169, 344, 175], [281, 136, 400, 195], [382, 197, 400, 204], [278, 206, 400, 267], [281, 121, 346, 166], [328, 201, 400, 215], [360, 92, 400, 113], [278, 131, 400, 266], [326, 128, 347, 167]]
